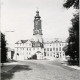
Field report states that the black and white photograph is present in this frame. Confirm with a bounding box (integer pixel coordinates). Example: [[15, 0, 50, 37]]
[[0, 0, 80, 80]]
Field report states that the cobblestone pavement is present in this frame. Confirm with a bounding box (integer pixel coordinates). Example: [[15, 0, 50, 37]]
[[1, 60, 80, 80]]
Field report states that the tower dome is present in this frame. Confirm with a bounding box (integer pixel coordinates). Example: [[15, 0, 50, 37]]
[[35, 10, 41, 19]]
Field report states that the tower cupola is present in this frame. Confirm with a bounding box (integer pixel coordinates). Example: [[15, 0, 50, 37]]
[[35, 10, 41, 19], [33, 10, 43, 43]]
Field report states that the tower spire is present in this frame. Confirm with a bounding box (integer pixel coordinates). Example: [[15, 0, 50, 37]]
[[33, 10, 43, 43], [35, 10, 41, 19]]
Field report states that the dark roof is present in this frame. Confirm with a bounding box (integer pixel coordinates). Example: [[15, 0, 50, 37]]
[[36, 51, 41, 53], [15, 40, 28, 44], [21, 40, 28, 43], [32, 41, 44, 48]]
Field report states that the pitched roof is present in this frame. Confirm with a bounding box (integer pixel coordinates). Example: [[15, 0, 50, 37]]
[[15, 40, 28, 44], [21, 40, 28, 43]]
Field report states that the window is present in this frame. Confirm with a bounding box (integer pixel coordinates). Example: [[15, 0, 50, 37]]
[[50, 48, 52, 51], [56, 48, 58, 51], [47, 48, 49, 51], [17, 48, 18, 51], [44, 52, 46, 56], [63, 54, 64, 56], [44, 48, 46, 51], [50, 53, 52, 56], [17, 53, 19, 56], [60, 53, 61, 58], [53, 48, 55, 51], [37, 48, 39, 50], [59, 47, 61, 51], [56, 53, 59, 58], [47, 53, 49, 56], [60, 43, 61, 46], [54, 53, 55, 57]]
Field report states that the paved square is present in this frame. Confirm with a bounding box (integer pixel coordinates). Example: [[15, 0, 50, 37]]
[[1, 60, 80, 80]]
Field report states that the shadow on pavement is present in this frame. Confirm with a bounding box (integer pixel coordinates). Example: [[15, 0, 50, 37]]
[[1, 64, 32, 80]]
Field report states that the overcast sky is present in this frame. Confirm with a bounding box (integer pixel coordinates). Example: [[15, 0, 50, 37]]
[[1, 0, 75, 45]]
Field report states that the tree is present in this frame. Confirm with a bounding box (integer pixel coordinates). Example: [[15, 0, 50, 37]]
[[63, 0, 79, 9], [63, 0, 79, 65], [1, 33, 7, 63]]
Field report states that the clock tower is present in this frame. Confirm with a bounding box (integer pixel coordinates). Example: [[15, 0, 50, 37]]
[[33, 10, 43, 43]]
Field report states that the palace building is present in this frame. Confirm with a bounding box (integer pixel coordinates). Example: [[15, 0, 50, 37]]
[[14, 10, 67, 61]]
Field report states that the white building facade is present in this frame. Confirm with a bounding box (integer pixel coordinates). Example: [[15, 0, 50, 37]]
[[44, 40, 67, 61], [14, 40, 44, 60], [14, 39, 67, 60], [14, 11, 68, 61]]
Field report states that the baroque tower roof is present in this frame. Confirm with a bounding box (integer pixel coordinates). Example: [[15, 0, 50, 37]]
[[35, 10, 41, 19]]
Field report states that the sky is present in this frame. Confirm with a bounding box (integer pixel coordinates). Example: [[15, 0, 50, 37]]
[[1, 0, 75, 46]]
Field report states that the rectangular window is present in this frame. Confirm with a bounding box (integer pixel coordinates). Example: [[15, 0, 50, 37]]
[[44, 48, 46, 51], [53, 48, 55, 51], [47, 48, 49, 51], [47, 53, 49, 56], [54, 53, 55, 57], [50, 53, 52, 56], [56, 48, 58, 51], [44, 52, 46, 56], [17, 48, 18, 51], [60, 43, 61, 46], [27, 48, 28, 51], [59, 47, 61, 51], [60, 53, 61, 58], [50, 48, 52, 51]]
